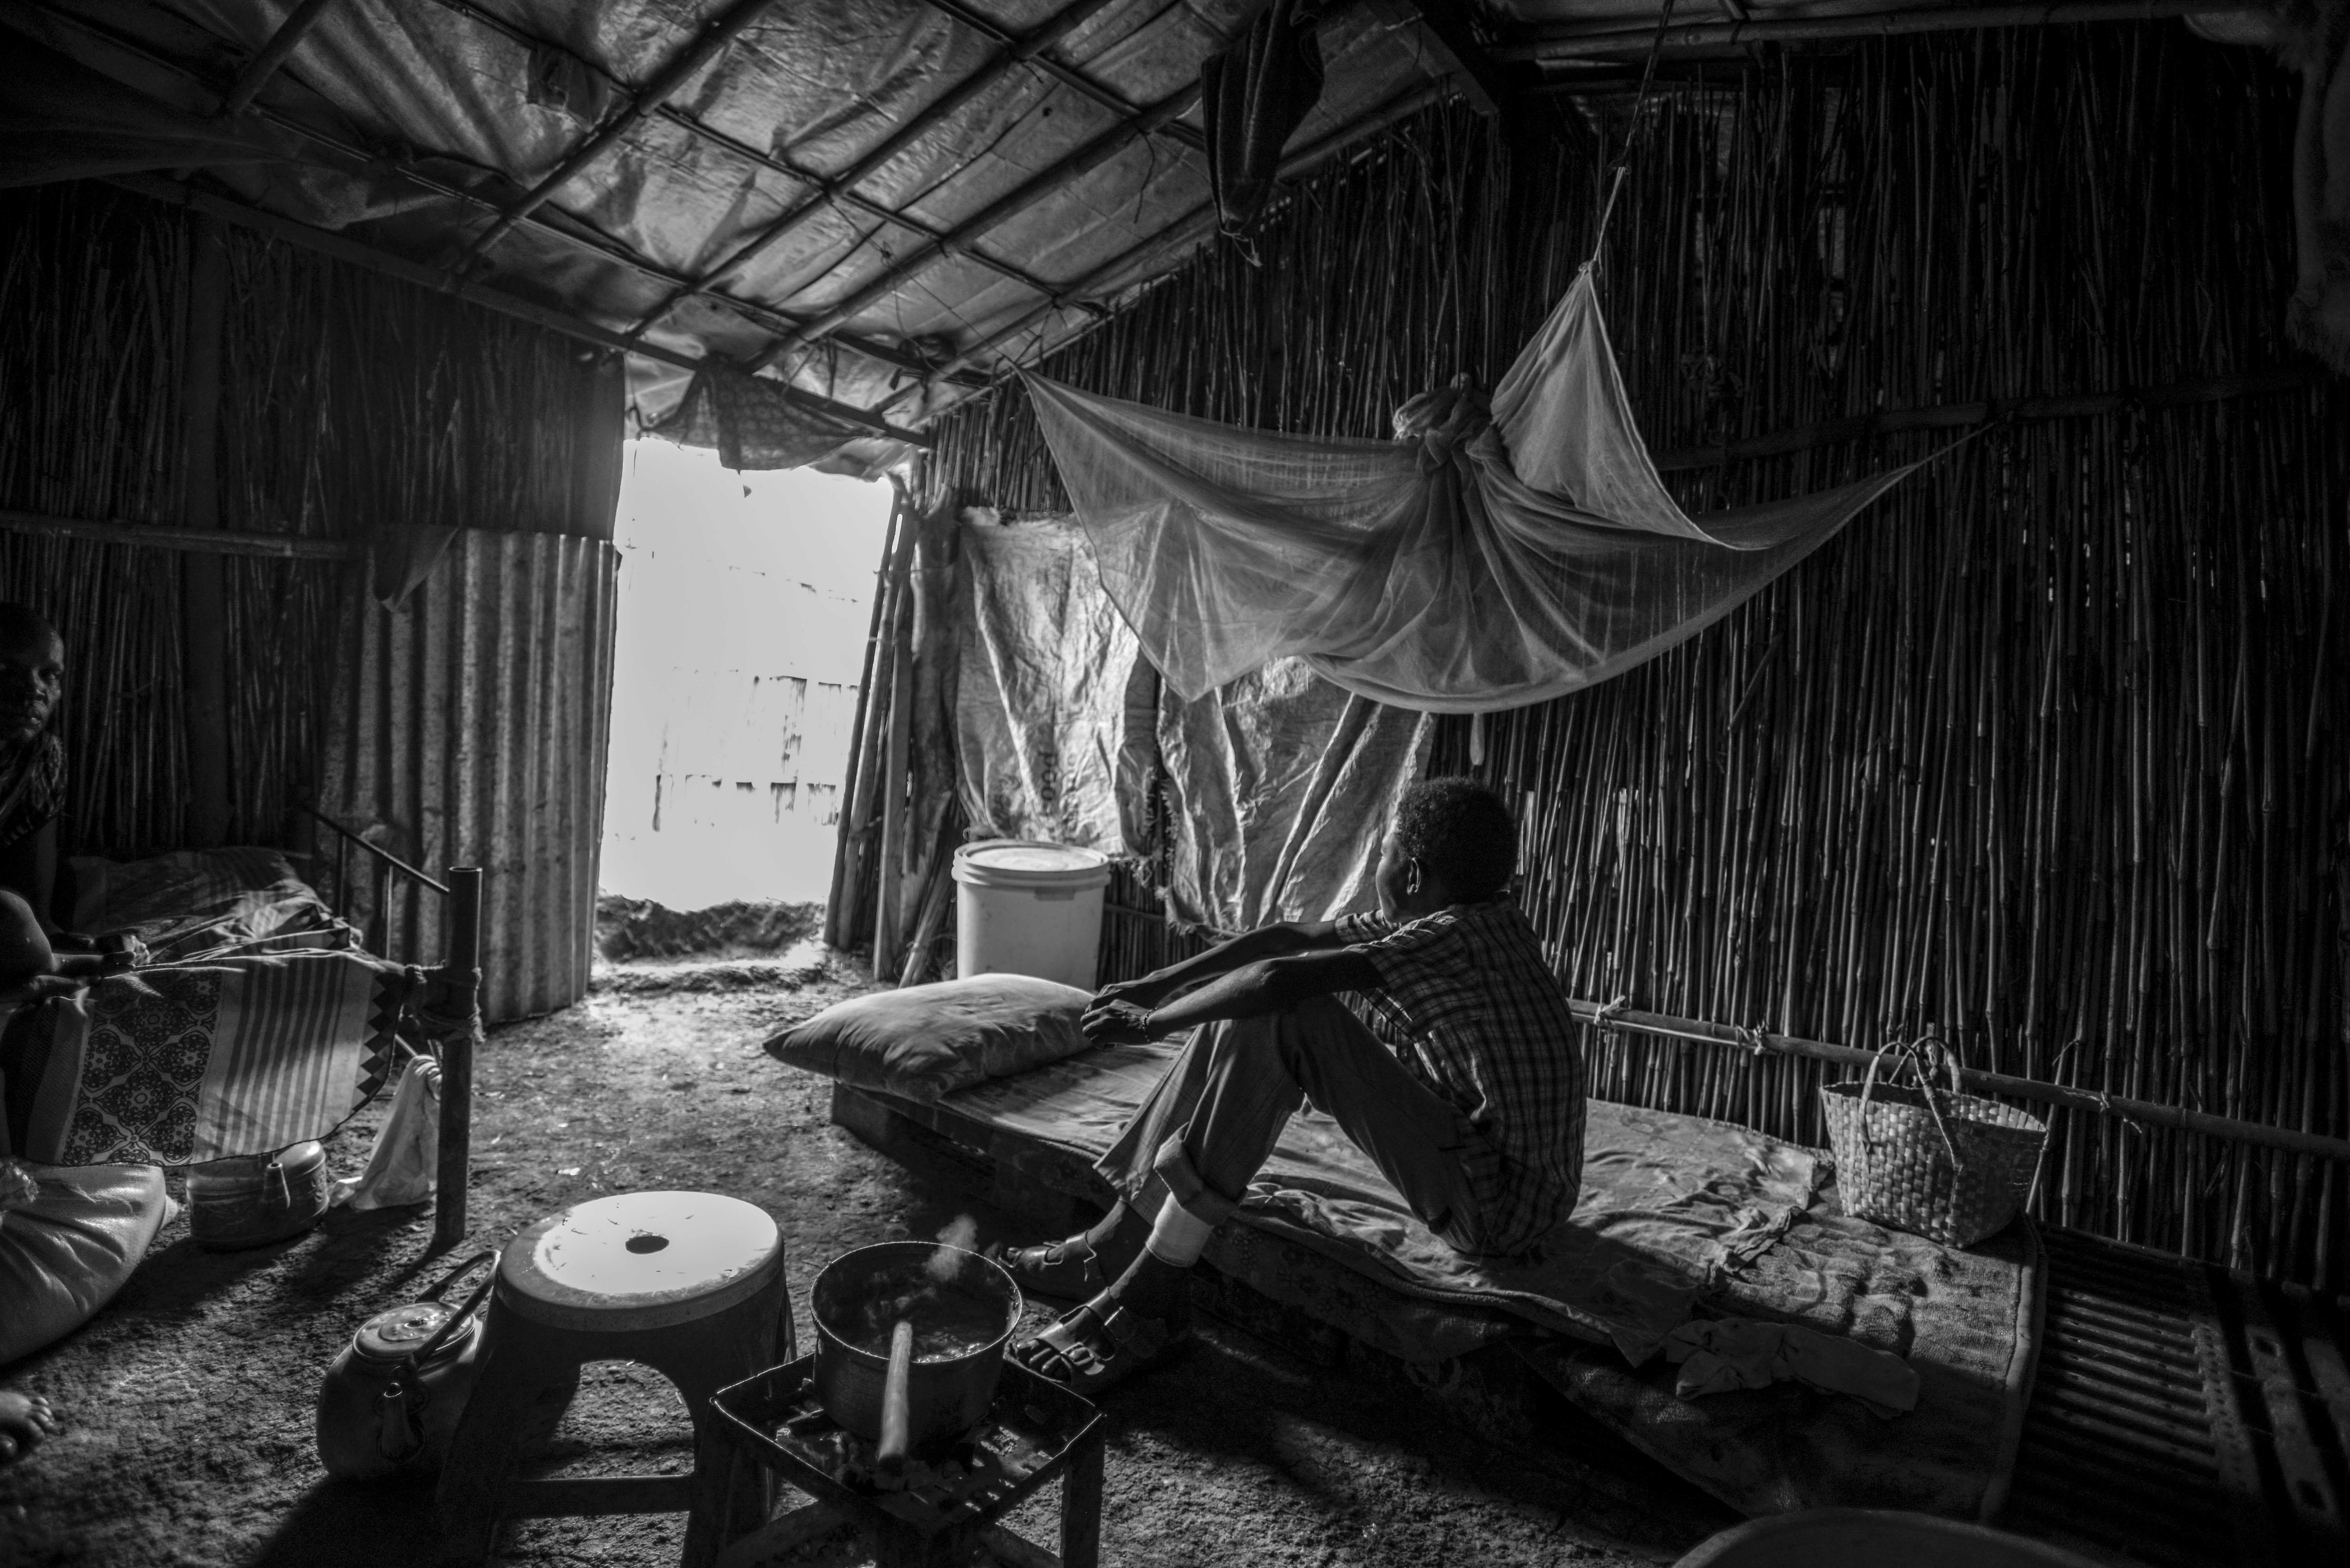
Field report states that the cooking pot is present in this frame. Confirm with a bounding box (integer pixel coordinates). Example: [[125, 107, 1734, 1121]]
[[810, 1241, 1020, 1481], [190, 1140, 330, 1250]]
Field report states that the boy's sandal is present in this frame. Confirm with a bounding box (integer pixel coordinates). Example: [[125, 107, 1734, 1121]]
[[989, 1236, 1106, 1300], [1011, 1294, 1186, 1395]]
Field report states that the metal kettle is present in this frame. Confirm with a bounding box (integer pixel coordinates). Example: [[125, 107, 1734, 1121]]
[[315, 1250, 495, 1479]]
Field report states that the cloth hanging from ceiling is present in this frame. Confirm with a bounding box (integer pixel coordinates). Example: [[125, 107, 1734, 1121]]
[[645, 361, 911, 477], [1026, 269, 1938, 715], [1201, 0, 1326, 237]]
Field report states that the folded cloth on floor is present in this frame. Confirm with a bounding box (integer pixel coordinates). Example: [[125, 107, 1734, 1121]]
[[1664, 1317, 1922, 1415], [0, 952, 410, 1165]]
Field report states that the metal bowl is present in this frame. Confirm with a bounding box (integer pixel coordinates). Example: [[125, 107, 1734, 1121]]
[[808, 1241, 1022, 1452]]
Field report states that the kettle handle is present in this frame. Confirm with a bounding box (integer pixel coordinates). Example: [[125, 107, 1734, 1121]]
[[422, 1249, 498, 1304]]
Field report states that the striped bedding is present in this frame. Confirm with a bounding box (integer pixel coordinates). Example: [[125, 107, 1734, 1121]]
[[0, 952, 411, 1165]]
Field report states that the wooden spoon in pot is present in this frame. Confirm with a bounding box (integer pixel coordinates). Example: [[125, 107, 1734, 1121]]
[[873, 1318, 915, 1490]]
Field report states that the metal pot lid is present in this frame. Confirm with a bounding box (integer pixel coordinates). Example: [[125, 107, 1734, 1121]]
[[353, 1300, 471, 1362]]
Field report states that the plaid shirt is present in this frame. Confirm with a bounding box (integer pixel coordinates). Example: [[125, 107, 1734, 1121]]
[[1334, 898, 1585, 1258]]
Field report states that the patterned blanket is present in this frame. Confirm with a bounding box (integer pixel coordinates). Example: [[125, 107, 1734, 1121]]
[[0, 953, 410, 1165]]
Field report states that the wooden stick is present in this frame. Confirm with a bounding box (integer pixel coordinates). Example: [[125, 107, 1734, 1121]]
[[434, 866, 485, 1252], [105, 175, 931, 448], [1496, 2, 2267, 62], [825, 494, 905, 948], [1647, 368, 2322, 471], [0, 509, 354, 560], [1570, 1000, 2350, 1165]]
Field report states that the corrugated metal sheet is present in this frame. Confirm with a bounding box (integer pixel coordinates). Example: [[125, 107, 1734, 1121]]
[[319, 529, 619, 1022]]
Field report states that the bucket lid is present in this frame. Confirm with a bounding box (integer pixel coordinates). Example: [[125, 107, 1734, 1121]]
[[952, 839, 1110, 887]]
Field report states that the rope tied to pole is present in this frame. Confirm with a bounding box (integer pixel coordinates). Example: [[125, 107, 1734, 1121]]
[[1587, 0, 1682, 265]]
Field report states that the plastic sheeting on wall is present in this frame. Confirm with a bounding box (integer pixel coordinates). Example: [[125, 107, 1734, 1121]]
[[1159, 660, 1429, 931], [954, 513, 1424, 933], [318, 531, 619, 1023], [954, 516, 1141, 857]]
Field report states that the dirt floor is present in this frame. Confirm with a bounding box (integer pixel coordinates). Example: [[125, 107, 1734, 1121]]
[[0, 952, 1732, 1567]]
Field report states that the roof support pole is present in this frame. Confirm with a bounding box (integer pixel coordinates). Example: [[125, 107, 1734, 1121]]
[[915, 0, 1206, 150], [109, 175, 934, 447], [624, 0, 1124, 338], [462, 0, 780, 263], [178, 215, 233, 848], [218, 0, 338, 116], [865, 82, 1454, 418], [1497, 0, 2263, 60], [747, 81, 1204, 372], [1402, 0, 1508, 117]]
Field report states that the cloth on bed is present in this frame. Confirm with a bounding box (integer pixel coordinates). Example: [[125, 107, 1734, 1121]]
[[0, 952, 408, 1165], [856, 1037, 2037, 1518], [67, 848, 350, 963]]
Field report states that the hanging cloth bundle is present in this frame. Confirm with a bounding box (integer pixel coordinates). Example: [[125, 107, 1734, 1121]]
[[1022, 268, 1941, 714], [1201, 0, 1326, 237]]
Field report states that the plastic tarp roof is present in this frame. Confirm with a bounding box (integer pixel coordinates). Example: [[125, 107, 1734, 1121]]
[[13, 0, 1458, 432]]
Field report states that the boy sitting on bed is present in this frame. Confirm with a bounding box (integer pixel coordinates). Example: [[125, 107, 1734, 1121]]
[[1003, 778, 1587, 1393]]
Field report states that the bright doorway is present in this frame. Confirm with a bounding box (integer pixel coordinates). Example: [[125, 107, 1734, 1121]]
[[599, 440, 894, 913]]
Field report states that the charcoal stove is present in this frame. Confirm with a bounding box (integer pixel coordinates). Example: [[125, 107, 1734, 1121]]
[[707, 1353, 1104, 1568]]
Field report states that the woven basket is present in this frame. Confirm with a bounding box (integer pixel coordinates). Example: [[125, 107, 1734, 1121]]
[[1820, 1042, 2047, 1248]]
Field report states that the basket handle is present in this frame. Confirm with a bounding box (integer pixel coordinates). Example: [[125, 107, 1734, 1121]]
[[1859, 1037, 1965, 1171], [1907, 1037, 1966, 1171]]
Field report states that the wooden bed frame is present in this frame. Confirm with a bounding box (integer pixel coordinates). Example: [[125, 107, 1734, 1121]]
[[299, 806, 484, 1252]]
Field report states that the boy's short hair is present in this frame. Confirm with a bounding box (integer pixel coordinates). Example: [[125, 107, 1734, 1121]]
[[0, 603, 58, 650], [1392, 777, 1518, 902]]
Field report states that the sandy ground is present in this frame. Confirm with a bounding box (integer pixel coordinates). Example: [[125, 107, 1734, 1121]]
[[0, 955, 1729, 1567]]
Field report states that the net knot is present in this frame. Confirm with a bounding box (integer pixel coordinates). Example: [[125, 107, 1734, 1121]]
[[1392, 373, 1491, 472]]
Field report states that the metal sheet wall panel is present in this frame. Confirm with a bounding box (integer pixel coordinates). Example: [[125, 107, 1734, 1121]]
[[320, 530, 619, 1022]]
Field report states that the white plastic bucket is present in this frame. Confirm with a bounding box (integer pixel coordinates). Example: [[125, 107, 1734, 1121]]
[[952, 839, 1111, 991]]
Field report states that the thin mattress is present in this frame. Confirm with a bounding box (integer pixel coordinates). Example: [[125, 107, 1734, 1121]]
[[824, 1039, 2040, 1521]]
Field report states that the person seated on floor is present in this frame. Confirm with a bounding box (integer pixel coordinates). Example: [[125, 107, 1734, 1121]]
[[999, 777, 1587, 1392], [0, 604, 68, 935], [0, 885, 65, 1467]]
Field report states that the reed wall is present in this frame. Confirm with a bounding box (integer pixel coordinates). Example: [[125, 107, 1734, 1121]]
[[916, 29, 2349, 1286], [0, 182, 622, 860]]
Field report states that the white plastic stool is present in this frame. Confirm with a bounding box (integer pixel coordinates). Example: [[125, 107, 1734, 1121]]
[[435, 1191, 792, 1566]]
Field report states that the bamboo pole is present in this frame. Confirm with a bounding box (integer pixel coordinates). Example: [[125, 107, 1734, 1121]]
[[748, 80, 1208, 372], [0, 509, 354, 559], [218, 0, 340, 116], [1496, 2, 2266, 62], [178, 215, 232, 849], [1567, 1000, 2350, 1165], [461, 0, 784, 261], [870, 554, 919, 980], [433, 866, 484, 1252], [825, 494, 905, 949]]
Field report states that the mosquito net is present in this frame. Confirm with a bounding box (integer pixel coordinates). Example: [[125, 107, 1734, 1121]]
[[1026, 268, 1935, 714]]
